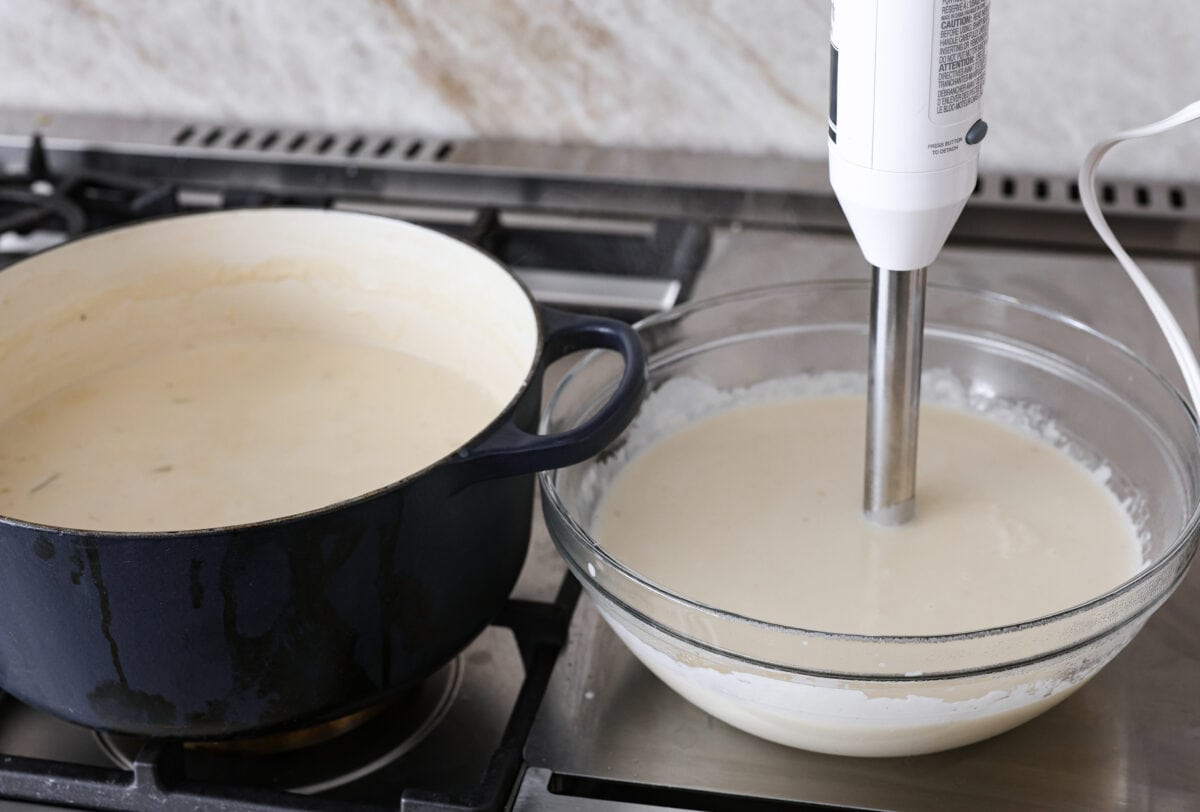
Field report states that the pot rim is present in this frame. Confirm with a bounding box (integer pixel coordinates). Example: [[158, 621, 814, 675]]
[[539, 280, 1200, 648], [0, 207, 549, 539]]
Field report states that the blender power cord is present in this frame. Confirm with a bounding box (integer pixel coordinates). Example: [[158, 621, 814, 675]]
[[1079, 100, 1200, 411]]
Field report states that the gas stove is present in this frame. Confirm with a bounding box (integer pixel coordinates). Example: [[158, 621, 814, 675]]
[[1, 110, 1199, 811]]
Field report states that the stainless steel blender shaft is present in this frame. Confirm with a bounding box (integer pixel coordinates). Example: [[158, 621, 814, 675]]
[[864, 266, 926, 526]]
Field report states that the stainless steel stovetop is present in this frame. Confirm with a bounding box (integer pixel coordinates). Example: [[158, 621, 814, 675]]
[[1, 110, 1199, 811], [519, 233, 1200, 812]]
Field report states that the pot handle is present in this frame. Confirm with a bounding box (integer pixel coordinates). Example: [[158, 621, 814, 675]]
[[450, 306, 646, 486]]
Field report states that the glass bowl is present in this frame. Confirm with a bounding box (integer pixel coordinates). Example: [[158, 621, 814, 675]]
[[539, 281, 1200, 757]]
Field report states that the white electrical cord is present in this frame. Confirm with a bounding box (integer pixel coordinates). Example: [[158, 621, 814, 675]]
[[1078, 101, 1200, 410]]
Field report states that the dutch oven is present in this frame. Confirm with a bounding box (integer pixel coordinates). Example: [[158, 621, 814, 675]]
[[0, 208, 645, 738]]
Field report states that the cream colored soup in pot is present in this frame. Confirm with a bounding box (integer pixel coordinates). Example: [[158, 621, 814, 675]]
[[594, 395, 1142, 636], [0, 332, 503, 532]]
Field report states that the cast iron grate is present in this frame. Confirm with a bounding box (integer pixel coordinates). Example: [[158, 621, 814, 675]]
[[0, 135, 177, 242], [0, 578, 580, 812], [0, 135, 711, 316]]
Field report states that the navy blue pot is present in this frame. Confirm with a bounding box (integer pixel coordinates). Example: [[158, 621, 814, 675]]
[[0, 210, 645, 738]]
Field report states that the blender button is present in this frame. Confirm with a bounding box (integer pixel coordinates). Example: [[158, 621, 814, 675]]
[[965, 119, 989, 145]]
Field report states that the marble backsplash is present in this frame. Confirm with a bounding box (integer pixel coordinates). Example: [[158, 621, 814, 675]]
[[2, 0, 1198, 179]]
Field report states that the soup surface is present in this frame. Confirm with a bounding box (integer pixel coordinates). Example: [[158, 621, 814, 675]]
[[594, 395, 1142, 635], [0, 332, 503, 531]]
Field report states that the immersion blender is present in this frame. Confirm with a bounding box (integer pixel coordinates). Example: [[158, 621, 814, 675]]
[[828, 0, 991, 525]]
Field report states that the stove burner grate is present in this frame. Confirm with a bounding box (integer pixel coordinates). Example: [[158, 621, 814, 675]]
[[0, 135, 710, 317], [95, 658, 462, 795], [0, 136, 177, 238], [0, 577, 580, 811]]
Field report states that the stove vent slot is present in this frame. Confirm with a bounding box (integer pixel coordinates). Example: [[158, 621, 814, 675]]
[[315, 134, 337, 155], [375, 137, 397, 158], [200, 126, 223, 147], [168, 123, 457, 164], [973, 171, 1198, 218]]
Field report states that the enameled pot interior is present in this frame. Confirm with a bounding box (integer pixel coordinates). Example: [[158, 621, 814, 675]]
[[0, 209, 539, 530]]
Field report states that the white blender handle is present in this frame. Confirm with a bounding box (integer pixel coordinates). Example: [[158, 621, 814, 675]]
[[829, 0, 991, 271], [829, 0, 992, 524]]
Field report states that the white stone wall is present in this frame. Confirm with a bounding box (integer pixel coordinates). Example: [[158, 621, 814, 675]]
[[1, 0, 1198, 179]]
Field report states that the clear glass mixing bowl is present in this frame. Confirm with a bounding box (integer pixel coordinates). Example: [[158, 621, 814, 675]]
[[539, 281, 1200, 757]]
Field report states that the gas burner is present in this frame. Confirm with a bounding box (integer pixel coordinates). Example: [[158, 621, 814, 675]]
[[0, 185, 86, 236], [0, 135, 179, 254], [95, 656, 462, 794]]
